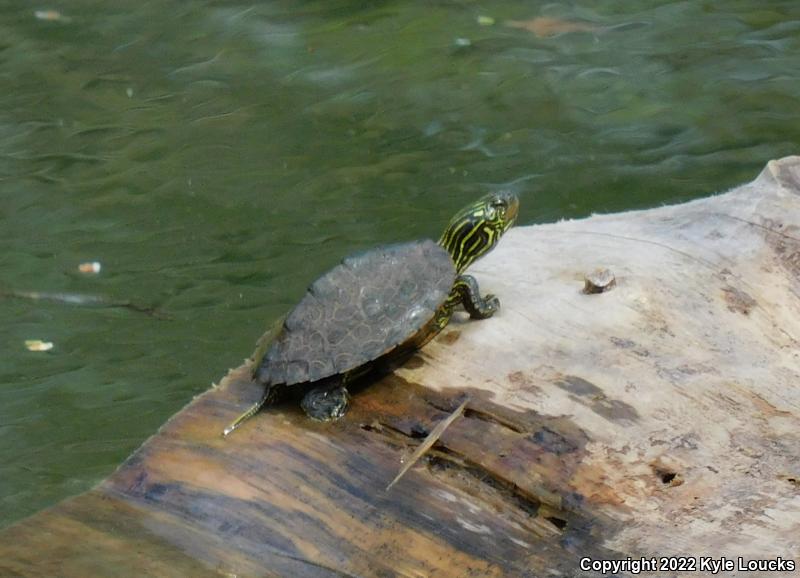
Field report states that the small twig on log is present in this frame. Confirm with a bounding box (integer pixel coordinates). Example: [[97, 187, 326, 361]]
[[386, 396, 470, 491]]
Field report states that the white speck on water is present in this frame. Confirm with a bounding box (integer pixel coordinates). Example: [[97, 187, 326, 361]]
[[78, 261, 102, 274], [34, 9, 70, 22], [25, 339, 53, 352]]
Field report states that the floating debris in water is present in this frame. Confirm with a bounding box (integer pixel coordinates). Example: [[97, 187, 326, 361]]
[[25, 340, 54, 352], [0, 289, 167, 318], [454, 38, 472, 47], [34, 10, 70, 22], [78, 261, 102, 274], [477, 15, 495, 26], [505, 17, 601, 38]]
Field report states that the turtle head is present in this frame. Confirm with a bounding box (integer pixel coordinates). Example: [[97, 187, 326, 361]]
[[438, 191, 519, 273]]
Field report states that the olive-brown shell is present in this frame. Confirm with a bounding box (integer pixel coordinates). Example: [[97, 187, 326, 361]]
[[255, 240, 455, 386]]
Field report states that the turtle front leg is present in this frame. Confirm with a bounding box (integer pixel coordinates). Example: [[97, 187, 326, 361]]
[[419, 275, 499, 349], [449, 274, 500, 319]]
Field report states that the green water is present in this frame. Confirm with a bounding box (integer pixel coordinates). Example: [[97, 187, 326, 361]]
[[0, 0, 798, 527]]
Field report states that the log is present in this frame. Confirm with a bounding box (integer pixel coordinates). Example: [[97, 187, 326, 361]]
[[2, 157, 799, 577]]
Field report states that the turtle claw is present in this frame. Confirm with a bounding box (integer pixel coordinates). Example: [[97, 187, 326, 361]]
[[471, 293, 499, 319], [484, 294, 500, 315]]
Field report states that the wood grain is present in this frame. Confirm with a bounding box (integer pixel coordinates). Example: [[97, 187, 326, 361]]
[[2, 158, 800, 577]]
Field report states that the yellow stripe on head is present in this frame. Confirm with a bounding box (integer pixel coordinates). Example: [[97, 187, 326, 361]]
[[438, 191, 519, 273]]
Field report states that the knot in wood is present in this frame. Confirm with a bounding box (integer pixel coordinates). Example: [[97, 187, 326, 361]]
[[583, 268, 616, 294]]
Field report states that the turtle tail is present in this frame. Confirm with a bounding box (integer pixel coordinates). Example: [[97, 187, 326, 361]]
[[222, 387, 276, 437]]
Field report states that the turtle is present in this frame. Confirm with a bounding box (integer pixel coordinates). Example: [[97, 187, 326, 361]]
[[223, 191, 519, 436]]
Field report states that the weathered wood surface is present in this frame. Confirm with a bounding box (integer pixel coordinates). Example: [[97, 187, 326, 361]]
[[3, 158, 800, 577]]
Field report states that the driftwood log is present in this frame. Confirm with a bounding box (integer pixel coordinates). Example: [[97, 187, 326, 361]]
[[2, 158, 800, 577]]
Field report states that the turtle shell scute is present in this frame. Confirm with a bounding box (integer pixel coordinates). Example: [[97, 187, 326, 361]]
[[256, 239, 455, 386]]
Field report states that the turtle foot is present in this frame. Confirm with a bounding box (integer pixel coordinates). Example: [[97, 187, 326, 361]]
[[472, 293, 500, 319], [301, 385, 349, 421]]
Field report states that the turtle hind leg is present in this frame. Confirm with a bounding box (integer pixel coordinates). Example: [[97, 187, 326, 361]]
[[301, 383, 350, 421], [450, 274, 500, 319]]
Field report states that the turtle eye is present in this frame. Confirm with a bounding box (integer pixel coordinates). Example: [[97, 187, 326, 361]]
[[490, 199, 507, 219]]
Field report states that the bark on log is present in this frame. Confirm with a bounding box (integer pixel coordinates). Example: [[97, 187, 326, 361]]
[[2, 158, 800, 577]]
